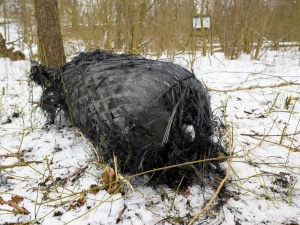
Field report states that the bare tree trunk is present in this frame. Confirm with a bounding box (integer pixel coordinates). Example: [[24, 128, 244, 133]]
[[252, 34, 262, 60], [71, 0, 79, 29], [115, 1, 123, 50], [19, 0, 27, 49], [34, 0, 66, 68], [3, 0, 7, 40], [123, 0, 131, 52], [130, 1, 141, 54], [298, 1, 300, 51], [200, 0, 207, 56]]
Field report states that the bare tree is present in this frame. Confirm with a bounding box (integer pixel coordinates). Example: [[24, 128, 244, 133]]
[[200, 0, 207, 56], [298, 1, 300, 51], [23, 0, 300, 59], [34, 0, 66, 68]]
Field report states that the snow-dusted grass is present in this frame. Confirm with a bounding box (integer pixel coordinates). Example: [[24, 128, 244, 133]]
[[0, 48, 300, 225]]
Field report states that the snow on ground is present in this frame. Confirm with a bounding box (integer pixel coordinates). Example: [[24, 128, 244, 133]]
[[1, 45, 300, 224]]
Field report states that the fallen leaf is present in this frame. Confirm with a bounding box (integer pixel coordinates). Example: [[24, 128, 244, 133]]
[[117, 206, 127, 222], [102, 167, 120, 194], [54, 211, 63, 217], [89, 184, 101, 195], [69, 193, 86, 210], [181, 187, 190, 196], [11, 195, 24, 204]]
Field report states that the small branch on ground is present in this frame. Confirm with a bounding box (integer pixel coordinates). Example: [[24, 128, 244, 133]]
[[241, 131, 300, 137], [0, 207, 19, 213], [74, 130, 101, 163], [187, 157, 232, 225], [45, 156, 58, 193], [246, 135, 299, 152], [188, 123, 234, 225], [208, 82, 300, 92], [0, 196, 29, 215], [125, 156, 237, 181], [0, 152, 24, 158], [0, 162, 28, 169], [0, 160, 43, 169], [71, 166, 88, 182]]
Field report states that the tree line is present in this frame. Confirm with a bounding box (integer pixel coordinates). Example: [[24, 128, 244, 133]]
[[1, 0, 300, 62]]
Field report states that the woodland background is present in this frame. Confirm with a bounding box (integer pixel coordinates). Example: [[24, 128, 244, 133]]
[[1, 0, 300, 61]]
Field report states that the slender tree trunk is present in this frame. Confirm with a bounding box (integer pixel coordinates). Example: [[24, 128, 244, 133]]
[[131, 1, 141, 54], [200, 0, 207, 56], [71, 0, 79, 29], [3, 0, 7, 40], [298, 1, 300, 51], [34, 0, 66, 68], [115, 1, 123, 50], [124, 0, 131, 52], [252, 34, 262, 60]]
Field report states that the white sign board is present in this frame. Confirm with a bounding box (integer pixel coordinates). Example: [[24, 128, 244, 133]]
[[193, 16, 211, 29]]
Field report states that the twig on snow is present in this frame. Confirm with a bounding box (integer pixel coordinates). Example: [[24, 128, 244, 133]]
[[45, 156, 58, 193], [0, 196, 29, 215], [187, 156, 232, 225], [208, 82, 300, 92], [74, 130, 101, 163], [0, 162, 28, 169], [241, 131, 300, 137], [246, 135, 299, 152], [188, 123, 234, 225]]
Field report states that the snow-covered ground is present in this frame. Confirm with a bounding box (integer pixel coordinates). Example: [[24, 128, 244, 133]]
[[1, 28, 300, 224]]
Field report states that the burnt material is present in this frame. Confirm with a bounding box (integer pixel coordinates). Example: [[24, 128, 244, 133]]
[[30, 50, 226, 186]]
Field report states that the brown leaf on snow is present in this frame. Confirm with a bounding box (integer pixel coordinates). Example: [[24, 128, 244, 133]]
[[53, 210, 63, 217], [11, 195, 24, 204], [181, 187, 190, 196], [107, 184, 119, 194], [89, 184, 101, 195], [102, 167, 115, 185], [57, 177, 68, 186], [71, 166, 88, 182], [102, 167, 120, 194], [117, 205, 127, 223], [68, 193, 86, 210]]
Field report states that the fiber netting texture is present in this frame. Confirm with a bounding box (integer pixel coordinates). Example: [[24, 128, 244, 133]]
[[30, 50, 226, 187]]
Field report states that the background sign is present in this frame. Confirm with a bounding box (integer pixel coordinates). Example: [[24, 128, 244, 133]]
[[193, 16, 211, 29]]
